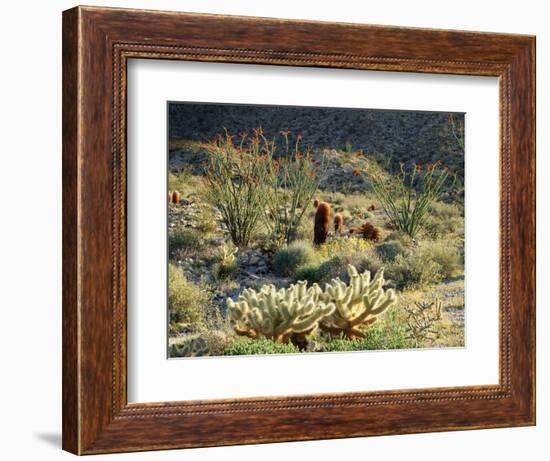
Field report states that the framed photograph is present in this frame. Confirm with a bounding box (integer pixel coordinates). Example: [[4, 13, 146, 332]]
[[62, 6, 535, 455]]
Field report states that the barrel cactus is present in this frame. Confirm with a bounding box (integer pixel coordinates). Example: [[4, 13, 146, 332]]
[[313, 202, 331, 245], [334, 213, 344, 234]]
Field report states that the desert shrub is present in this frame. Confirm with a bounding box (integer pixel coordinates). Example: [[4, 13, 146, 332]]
[[385, 239, 462, 290], [385, 252, 443, 290], [316, 238, 373, 260], [416, 240, 462, 280], [168, 229, 204, 257], [293, 262, 322, 284], [376, 240, 407, 262], [223, 338, 299, 356], [384, 231, 414, 247], [293, 251, 381, 286], [422, 215, 461, 238], [293, 217, 313, 242], [200, 330, 233, 356], [168, 264, 210, 329], [293, 239, 381, 284], [195, 206, 219, 236], [272, 240, 316, 277]]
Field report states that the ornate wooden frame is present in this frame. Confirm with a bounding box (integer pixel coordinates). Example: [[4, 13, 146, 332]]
[[62, 5, 536, 455]]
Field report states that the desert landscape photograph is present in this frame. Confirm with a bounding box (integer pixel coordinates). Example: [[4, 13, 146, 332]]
[[166, 102, 465, 358]]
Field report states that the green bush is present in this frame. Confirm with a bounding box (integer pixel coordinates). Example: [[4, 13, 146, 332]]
[[416, 241, 462, 279], [168, 264, 210, 329], [293, 261, 322, 284], [375, 240, 407, 262], [384, 239, 462, 290], [223, 338, 299, 356], [421, 201, 464, 238], [320, 320, 410, 351], [292, 239, 382, 285], [272, 240, 316, 277], [385, 252, 443, 290], [168, 229, 204, 256]]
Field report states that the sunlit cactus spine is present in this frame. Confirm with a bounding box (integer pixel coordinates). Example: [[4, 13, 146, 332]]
[[319, 265, 397, 340], [227, 281, 335, 344], [313, 202, 331, 245]]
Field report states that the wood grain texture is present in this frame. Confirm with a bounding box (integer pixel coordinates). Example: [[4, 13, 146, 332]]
[[62, 5, 536, 455]]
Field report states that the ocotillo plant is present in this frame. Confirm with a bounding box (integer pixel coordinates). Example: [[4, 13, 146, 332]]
[[367, 161, 455, 239], [446, 113, 465, 151], [313, 202, 331, 245], [262, 131, 324, 246], [202, 130, 270, 247]]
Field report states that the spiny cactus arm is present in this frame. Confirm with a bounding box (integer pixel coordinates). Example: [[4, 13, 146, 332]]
[[171, 338, 210, 357], [227, 298, 258, 338], [290, 300, 335, 333], [319, 266, 397, 338]]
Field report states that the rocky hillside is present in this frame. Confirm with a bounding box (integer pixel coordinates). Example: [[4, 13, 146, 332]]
[[168, 102, 464, 179]]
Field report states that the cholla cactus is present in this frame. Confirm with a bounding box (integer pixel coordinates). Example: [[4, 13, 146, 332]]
[[169, 337, 209, 358], [319, 265, 396, 339], [219, 242, 237, 265], [214, 243, 238, 279], [404, 299, 443, 347], [227, 281, 335, 344]]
